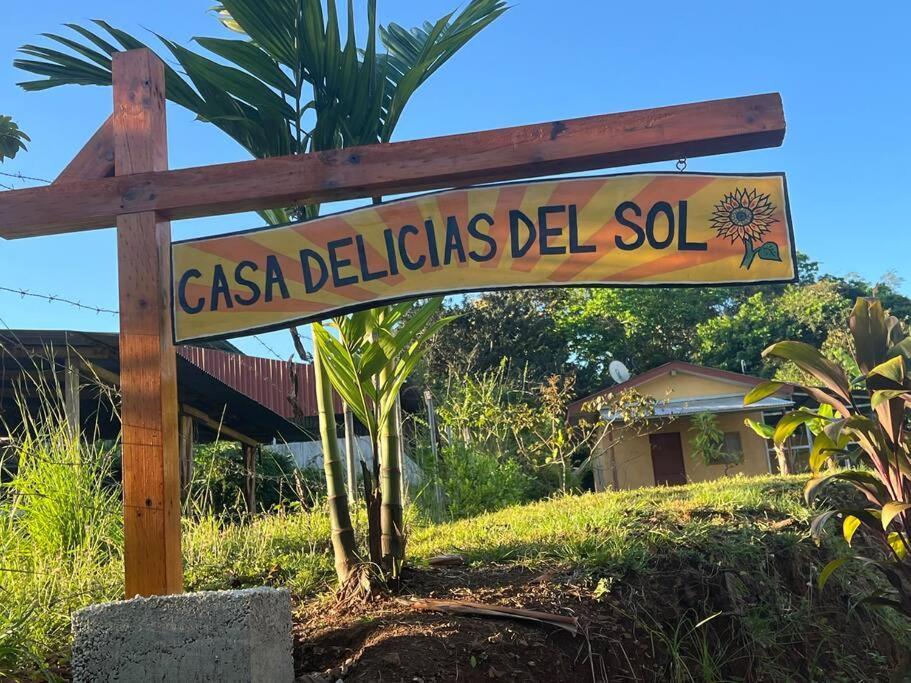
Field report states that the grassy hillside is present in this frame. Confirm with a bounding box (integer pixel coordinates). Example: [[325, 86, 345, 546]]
[[3, 474, 908, 681], [410, 474, 812, 568]]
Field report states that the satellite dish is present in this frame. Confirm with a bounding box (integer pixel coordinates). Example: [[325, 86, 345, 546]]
[[609, 360, 631, 384]]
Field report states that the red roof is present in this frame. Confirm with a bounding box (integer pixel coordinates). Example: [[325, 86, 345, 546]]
[[177, 346, 342, 420]]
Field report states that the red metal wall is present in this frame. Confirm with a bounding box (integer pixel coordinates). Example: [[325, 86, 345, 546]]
[[177, 346, 342, 419]]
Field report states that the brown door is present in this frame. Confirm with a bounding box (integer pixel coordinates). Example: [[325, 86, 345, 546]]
[[649, 433, 687, 486]]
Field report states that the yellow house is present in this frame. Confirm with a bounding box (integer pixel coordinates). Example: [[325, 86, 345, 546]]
[[568, 362, 796, 491]]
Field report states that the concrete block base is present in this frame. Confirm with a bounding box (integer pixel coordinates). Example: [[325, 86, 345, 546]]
[[71, 586, 293, 682]]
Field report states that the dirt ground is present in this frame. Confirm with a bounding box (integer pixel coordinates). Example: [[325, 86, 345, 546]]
[[293, 550, 907, 683], [293, 565, 651, 683]]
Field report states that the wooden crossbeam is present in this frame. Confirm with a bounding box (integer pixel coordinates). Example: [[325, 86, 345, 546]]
[[181, 403, 259, 448], [0, 93, 785, 239]]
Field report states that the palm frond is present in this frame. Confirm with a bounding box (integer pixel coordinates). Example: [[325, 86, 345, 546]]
[[0, 116, 30, 162], [379, 0, 508, 140]]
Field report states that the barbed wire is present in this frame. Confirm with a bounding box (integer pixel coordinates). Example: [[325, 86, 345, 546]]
[[0, 285, 313, 409], [251, 334, 285, 361], [0, 285, 119, 315], [3, 285, 109, 315], [0, 169, 53, 184]]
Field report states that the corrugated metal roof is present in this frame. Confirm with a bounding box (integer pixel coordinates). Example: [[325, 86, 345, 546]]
[[601, 394, 793, 420], [176, 345, 342, 420], [0, 330, 330, 442]]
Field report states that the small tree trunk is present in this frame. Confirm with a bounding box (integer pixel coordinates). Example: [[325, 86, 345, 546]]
[[313, 342, 359, 584], [775, 444, 790, 476], [379, 367, 405, 576], [361, 460, 383, 566]]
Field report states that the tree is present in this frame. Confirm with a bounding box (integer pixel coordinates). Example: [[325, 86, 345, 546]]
[[694, 275, 911, 382], [18, 0, 507, 588], [422, 252, 834, 395], [313, 299, 455, 575], [690, 411, 742, 476], [434, 363, 659, 494], [556, 287, 730, 392], [526, 376, 658, 492], [744, 418, 791, 475], [422, 289, 572, 388], [694, 280, 852, 377], [0, 116, 29, 162]]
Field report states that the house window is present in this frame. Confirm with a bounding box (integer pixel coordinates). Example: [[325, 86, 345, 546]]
[[761, 411, 813, 473], [722, 432, 743, 458]]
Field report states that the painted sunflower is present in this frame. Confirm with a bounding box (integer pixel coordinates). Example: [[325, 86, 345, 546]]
[[711, 188, 782, 269], [710, 188, 778, 243]]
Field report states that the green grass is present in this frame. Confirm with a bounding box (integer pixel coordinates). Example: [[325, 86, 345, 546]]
[[409, 475, 811, 570], [2, 464, 905, 681]]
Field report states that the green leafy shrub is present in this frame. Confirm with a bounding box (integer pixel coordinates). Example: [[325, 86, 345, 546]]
[[187, 442, 323, 517], [437, 443, 531, 519], [745, 298, 911, 618], [690, 411, 743, 475]]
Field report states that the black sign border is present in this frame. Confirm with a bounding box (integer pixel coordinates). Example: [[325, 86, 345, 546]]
[[170, 171, 797, 345]]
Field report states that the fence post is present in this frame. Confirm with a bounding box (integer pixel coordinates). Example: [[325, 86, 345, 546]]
[[64, 354, 80, 437], [343, 404, 357, 502], [178, 414, 194, 502], [113, 48, 183, 596]]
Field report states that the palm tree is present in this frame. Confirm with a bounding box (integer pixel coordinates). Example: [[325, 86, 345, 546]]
[[313, 299, 456, 575], [16, 0, 507, 587]]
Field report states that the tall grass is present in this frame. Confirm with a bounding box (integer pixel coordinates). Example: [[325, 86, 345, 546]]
[[0, 407, 336, 680], [0, 373, 123, 680], [0, 353, 339, 680]]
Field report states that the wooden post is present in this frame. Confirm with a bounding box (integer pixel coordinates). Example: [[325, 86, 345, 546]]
[[242, 444, 257, 515], [63, 355, 80, 437], [343, 404, 357, 502], [178, 414, 194, 501], [113, 49, 183, 596]]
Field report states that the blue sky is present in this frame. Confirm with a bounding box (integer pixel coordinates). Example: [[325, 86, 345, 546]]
[[1, 1, 909, 359]]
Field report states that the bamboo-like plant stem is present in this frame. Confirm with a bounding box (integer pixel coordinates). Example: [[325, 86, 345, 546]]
[[379, 365, 405, 574], [313, 339, 359, 583]]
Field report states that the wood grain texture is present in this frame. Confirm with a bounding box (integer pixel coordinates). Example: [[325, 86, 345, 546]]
[[0, 93, 785, 238], [54, 115, 115, 184], [114, 49, 183, 597]]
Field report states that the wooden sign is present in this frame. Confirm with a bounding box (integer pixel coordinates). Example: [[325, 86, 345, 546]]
[[171, 172, 795, 343], [0, 43, 788, 596]]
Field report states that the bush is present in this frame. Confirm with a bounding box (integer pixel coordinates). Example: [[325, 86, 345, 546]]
[[438, 443, 531, 519], [187, 442, 324, 517]]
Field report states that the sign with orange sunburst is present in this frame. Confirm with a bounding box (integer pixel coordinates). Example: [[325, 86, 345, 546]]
[[170, 172, 796, 343]]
